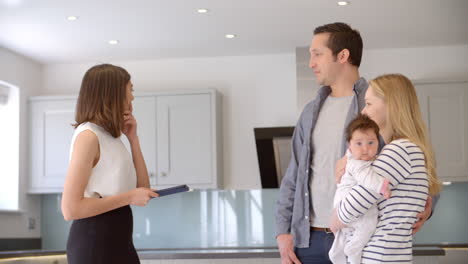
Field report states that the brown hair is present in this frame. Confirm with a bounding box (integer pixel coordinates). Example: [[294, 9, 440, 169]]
[[74, 64, 130, 138], [369, 73, 441, 195], [346, 114, 380, 142], [314, 22, 363, 67]]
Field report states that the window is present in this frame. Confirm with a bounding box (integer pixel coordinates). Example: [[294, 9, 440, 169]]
[[0, 80, 19, 211]]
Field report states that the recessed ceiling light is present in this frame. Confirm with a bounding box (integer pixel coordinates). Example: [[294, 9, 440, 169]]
[[67, 16, 79, 21], [197, 8, 209, 14], [337, 1, 349, 6], [225, 34, 236, 39], [108, 40, 119, 45], [4, 0, 22, 7]]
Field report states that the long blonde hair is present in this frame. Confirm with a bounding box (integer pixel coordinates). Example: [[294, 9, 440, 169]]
[[369, 74, 441, 195]]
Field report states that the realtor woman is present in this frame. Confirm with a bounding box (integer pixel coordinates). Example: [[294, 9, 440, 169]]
[[61, 64, 158, 264]]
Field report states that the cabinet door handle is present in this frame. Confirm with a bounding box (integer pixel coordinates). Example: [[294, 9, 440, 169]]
[[149, 172, 156, 185], [161, 172, 167, 177]]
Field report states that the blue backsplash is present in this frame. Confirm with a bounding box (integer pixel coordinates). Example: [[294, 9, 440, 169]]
[[41, 183, 468, 250], [41, 189, 278, 250]]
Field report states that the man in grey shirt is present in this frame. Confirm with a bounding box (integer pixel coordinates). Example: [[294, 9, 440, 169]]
[[275, 22, 434, 264]]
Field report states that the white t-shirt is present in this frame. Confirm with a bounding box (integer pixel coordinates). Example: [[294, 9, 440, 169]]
[[69, 122, 137, 198], [309, 95, 353, 227]]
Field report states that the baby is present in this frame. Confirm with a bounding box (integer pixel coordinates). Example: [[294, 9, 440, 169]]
[[329, 114, 391, 264]]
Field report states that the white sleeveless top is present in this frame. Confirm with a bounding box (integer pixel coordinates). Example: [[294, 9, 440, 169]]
[[69, 122, 137, 198]]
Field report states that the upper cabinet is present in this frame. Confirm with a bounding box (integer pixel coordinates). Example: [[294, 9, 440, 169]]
[[122, 96, 158, 186], [155, 94, 216, 188], [415, 81, 468, 181], [29, 89, 222, 193], [29, 97, 77, 193]]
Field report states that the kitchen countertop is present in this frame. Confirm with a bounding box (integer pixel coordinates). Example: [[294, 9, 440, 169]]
[[0, 246, 446, 260]]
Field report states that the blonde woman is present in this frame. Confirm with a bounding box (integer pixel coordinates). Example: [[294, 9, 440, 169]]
[[330, 73, 441, 263]]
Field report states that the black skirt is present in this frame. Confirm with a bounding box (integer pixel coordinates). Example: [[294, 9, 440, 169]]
[[66, 205, 140, 264]]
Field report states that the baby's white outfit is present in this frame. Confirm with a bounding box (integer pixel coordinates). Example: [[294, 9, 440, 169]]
[[329, 150, 386, 264]]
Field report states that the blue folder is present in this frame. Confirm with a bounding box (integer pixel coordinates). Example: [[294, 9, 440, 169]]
[[155, 184, 190, 197]]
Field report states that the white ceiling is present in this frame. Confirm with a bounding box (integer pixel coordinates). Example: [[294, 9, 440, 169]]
[[1, 0, 467, 64]]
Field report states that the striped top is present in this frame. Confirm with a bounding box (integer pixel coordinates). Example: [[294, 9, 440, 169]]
[[337, 139, 429, 263]]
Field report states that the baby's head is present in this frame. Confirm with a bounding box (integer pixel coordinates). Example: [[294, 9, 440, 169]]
[[346, 114, 380, 161]]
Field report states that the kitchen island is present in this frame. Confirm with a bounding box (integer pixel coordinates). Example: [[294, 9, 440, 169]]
[[0, 246, 446, 263]]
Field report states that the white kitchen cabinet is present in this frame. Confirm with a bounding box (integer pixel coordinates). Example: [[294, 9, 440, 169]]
[[29, 97, 77, 193], [29, 89, 222, 193], [155, 93, 218, 188], [415, 81, 468, 181], [121, 96, 158, 186]]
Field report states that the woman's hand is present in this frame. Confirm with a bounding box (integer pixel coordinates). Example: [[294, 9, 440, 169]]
[[122, 104, 138, 141], [412, 196, 433, 234], [335, 155, 347, 184], [329, 208, 347, 234], [128, 187, 159, 206]]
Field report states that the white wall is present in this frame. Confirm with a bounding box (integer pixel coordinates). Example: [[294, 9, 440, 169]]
[[0, 47, 42, 238], [42, 54, 298, 189], [1, 43, 467, 238], [361, 45, 468, 81], [41, 44, 468, 190]]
